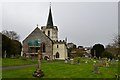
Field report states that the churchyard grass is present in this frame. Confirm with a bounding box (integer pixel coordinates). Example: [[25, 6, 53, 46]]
[[2, 58, 119, 78], [0, 58, 2, 67], [0, 58, 2, 79], [2, 58, 38, 67]]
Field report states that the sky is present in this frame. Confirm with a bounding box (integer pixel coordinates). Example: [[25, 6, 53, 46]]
[[1, 1, 119, 47]]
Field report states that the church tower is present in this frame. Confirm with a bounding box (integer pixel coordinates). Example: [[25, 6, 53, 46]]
[[41, 3, 58, 41]]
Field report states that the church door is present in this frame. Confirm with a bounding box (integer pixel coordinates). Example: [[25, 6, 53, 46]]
[[56, 52, 59, 58]]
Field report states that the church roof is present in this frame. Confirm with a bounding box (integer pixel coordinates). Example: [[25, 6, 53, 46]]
[[46, 5, 54, 27], [23, 27, 53, 43]]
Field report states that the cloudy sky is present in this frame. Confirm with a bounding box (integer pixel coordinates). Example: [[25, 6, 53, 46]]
[[1, 1, 118, 47]]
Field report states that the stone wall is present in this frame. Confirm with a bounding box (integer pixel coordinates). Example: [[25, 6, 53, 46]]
[[53, 42, 68, 60], [22, 27, 53, 60]]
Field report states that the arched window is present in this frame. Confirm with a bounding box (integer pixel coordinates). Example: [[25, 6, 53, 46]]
[[42, 43, 46, 52], [56, 52, 59, 58], [48, 30, 50, 37], [57, 45, 59, 48]]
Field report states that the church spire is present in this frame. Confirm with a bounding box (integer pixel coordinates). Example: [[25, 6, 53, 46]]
[[47, 2, 53, 26]]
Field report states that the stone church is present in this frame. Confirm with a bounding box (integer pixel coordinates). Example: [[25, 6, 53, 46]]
[[22, 5, 68, 60]]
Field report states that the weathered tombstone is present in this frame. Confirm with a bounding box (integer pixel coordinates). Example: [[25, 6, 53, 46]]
[[93, 60, 96, 64], [98, 57, 102, 65], [116, 59, 119, 62], [104, 58, 108, 67], [71, 59, 74, 64], [108, 58, 111, 62], [4, 50, 6, 58], [106, 61, 109, 67], [99, 57, 101, 60], [11, 55, 14, 58], [64, 58, 68, 63], [78, 57, 80, 65], [93, 63, 99, 74], [85, 60, 88, 64], [111, 58, 115, 66], [115, 74, 120, 80]]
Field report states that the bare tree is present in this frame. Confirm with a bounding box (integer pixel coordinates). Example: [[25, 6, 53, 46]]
[[2, 30, 20, 40], [112, 34, 120, 48], [106, 34, 120, 57]]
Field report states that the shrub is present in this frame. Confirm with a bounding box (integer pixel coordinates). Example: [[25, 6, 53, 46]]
[[102, 51, 114, 59]]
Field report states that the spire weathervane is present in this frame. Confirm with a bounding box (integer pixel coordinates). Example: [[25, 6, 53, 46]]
[[50, 2, 51, 7]]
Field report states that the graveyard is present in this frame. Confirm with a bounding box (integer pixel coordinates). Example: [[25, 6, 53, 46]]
[[2, 57, 119, 78]]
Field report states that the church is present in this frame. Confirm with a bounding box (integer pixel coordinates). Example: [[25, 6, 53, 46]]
[[21, 4, 68, 60]]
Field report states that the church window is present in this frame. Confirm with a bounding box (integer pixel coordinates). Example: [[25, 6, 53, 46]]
[[48, 30, 50, 37], [56, 52, 59, 58], [42, 43, 46, 52], [57, 45, 59, 48]]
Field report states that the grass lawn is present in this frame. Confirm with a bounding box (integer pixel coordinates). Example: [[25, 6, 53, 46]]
[[2, 58, 39, 67], [2, 58, 119, 78], [0, 58, 2, 79]]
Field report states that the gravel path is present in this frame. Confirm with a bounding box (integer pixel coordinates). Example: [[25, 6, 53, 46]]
[[2, 61, 62, 71]]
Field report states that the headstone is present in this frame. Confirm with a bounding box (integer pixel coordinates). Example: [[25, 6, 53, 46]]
[[98, 58, 102, 64], [111, 58, 115, 66], [93, 63, 99, 74], [93, 60, 96, 63], [108, 58, 111, 62], [71, 59, 74, 64], [85, 60, 88, 63], [116, 60, 119, 62], [106, 61, 109, 67], [64, 59, 68, 63], [99, 57, 101, 60], [78, 57, 80, 65], [11, 55, 14, 58], [115, 74, 120, 80], [4, 50, 6, 58]]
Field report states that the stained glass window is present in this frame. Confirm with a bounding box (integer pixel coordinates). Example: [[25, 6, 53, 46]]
[[28, 39, 41, 46]]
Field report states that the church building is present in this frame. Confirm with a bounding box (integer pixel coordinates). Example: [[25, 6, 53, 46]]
[[22, 4, 68, 60]]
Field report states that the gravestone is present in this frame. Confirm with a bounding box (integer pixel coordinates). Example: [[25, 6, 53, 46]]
[[111, 58, 115, 66], [99, 57, 101, 60], [71, 59, 74, 64], [104, 58, 109, 67], [78, 57, 80, 65], [85, 60, 88, 63], [108, 58, 111, 62], [93, 60, 96, 64], [98, 58, 102, 64], [64, 59, 68, 63], [93, 63, 99, 74], [106, 61, 109, 67]]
